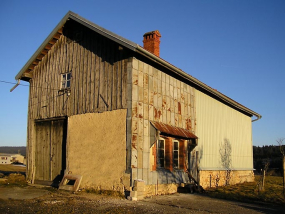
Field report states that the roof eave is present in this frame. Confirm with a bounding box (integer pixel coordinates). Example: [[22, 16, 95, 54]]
[[15, 11, 137, 81], [15, 11, 261, 121], [15, 11, 72, 81]]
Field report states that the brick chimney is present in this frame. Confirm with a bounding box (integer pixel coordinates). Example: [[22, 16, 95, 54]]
[[143, 30, 161, 57]]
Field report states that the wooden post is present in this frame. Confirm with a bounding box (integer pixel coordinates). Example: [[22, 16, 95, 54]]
[[262, 169, 265, 190], [283, 156, 285, 195]]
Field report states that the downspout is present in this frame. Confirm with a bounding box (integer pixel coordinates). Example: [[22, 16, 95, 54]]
[[252, 115, 262, 122], [10, 79, 20, 92]]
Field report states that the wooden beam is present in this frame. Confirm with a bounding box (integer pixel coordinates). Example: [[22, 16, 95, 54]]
[[23, 71, 33, 78], [49, 39, 57, 45], [41, 49, 48, 55], [29, 64, 35, 70], [36, 54, 44, 61], [45, 44, 52, 50], [53, 32, 61, 40], [58, 28, 63, 34]]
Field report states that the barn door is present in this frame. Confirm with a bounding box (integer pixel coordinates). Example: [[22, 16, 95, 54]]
[[35, 119, 66, 186]]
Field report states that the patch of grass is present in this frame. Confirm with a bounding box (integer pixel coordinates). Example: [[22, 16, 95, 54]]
[[0, 173, 28, 187], [84, 188, 125, 198], [206, 176, 285, 205]]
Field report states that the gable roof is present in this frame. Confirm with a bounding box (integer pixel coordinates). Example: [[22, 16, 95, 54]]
[[15, 11, 261, 121]]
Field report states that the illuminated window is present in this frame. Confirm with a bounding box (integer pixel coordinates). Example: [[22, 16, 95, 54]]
[[173, 141, 179, 168], [61, 73, 71, 89], [157, 139, 165, 168]]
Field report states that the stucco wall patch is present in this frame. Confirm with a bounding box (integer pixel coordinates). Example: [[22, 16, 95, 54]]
[[67, 109, 127, 192]]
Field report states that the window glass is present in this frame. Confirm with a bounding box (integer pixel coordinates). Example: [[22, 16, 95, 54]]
[[173, 141, 179, 168], [157, 139, 165, 168], [61, 72, 71, 89]]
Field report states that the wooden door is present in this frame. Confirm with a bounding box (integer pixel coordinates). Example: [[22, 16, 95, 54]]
[[35, 119, 66, 185]]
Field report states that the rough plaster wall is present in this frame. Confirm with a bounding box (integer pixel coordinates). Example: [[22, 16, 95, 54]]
[[67, 110, 129, 191]]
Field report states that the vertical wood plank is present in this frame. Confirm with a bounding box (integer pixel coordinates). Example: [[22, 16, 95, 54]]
[[112, 46, 118, 110], [90, 33, 96, 112], [117, 53, 122, 109], [98, 36, 105, 112], [86, 32, 92, 113], [107, 41, 113, 111], [122, 59, 128, 108], [94, 34, 100, 112], [82, 30, 87, 114]]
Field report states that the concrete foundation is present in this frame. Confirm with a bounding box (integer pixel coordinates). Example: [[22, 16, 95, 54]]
[[199, 170, 254, 188]]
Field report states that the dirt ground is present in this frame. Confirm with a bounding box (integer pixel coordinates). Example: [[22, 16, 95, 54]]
[[0, 185, 284, 214]]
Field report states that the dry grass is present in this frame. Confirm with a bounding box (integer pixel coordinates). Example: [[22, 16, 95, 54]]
[[0, 164, 27, 187], [0, 164, 26, 172], [0, 173, 27, 187], [206, 175, 285, 205]]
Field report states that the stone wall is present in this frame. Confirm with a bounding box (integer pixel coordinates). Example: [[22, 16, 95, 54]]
[[199, 170, 254, 188]]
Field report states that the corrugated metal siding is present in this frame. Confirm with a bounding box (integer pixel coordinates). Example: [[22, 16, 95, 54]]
[[195, 90, 253, 170]]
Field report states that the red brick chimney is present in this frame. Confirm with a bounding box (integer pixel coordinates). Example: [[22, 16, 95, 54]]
[[143, 30, 161, 57]]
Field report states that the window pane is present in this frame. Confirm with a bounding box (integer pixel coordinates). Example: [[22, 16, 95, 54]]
[[159, 140, 164, 149], [174, 141, 178, 150], [159, 158, 164, 167], [63, 74, 66, 79], [174, 151, 178, 159], [62, 82, 66, 88], [159, 150, 164, 158], [66, 80, 70, 88], [67, 73, 71, 80]]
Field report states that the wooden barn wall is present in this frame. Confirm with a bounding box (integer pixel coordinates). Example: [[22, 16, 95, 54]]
[[28, 20, 129, 120], [26, 21, 131, 181]]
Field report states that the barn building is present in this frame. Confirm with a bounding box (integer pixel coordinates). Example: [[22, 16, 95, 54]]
[[14, 11, 261, 198]]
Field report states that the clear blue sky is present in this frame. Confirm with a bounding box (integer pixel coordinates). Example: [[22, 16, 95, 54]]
[[0, 0, 284, 147]]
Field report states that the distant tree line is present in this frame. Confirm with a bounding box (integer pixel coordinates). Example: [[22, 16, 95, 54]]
[[0, 146, 26, 156], [253, 145, 285, 175]]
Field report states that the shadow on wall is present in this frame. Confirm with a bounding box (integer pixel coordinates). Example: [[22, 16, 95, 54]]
[[156, 169, 188, 184], [189, 145, 203, 181], [219, 138, 232, 186]]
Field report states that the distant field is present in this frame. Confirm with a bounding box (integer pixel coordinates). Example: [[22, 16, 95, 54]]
[[0, 164, 26, 173]]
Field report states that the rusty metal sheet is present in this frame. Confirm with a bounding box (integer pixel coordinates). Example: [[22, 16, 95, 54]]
[[151, 121, 198, 139]]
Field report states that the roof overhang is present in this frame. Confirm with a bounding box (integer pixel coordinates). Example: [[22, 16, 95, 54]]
[[136, 46, 262, 121], [15, 11, 137, 82], [15, 11, 261, 122], [151, 121, 198, 140]]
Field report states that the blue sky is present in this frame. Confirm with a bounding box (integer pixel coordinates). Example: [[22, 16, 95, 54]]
[[0, 0, 284, 147]]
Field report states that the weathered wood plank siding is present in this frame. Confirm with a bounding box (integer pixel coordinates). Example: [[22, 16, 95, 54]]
[[28, 20, 130, 120], [26, 20, 131, 181]]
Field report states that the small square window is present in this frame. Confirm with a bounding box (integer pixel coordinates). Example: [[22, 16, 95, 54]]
[[61, 72, 71, 89]]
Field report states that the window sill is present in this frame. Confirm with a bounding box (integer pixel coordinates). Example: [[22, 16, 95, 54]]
[[58, 88, 71, 95]]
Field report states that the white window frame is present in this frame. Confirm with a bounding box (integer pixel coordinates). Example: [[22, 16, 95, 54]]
[[173, 140, 179, 169], [157, 138, 165, 168], [61, 72, 71, 90]]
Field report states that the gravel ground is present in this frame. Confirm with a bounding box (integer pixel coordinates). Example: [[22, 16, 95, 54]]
[[0, 186, 283, 214]]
